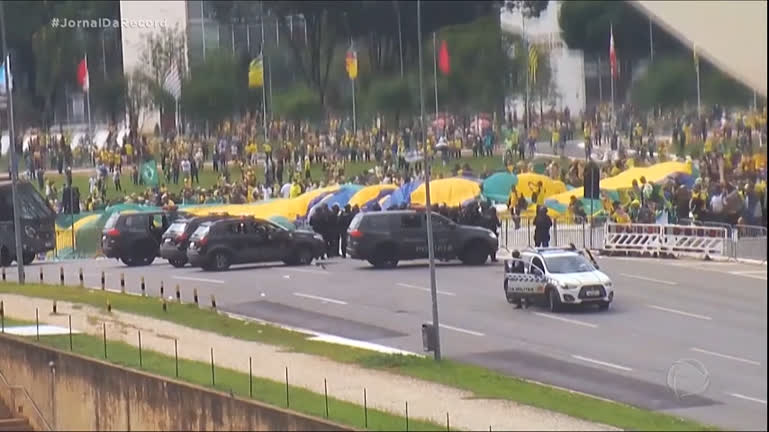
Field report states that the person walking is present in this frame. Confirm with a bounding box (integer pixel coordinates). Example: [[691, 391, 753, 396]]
[[533, 205, 552, 247]]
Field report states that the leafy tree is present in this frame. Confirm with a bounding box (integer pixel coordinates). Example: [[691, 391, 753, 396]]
[[125, 71, 153, 134], [272, 85, 323, 122], [138, 24, 187, 113], [181, 51, 246, 128], [363, 75, 414, 125], [558, 1, 681, 58]]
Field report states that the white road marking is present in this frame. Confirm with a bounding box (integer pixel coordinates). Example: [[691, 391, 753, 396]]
[[727, 393, 767, 405], [728, 271, 767, 281], [647, 304, 712, 321], [396, 283, 456, 297], [533, 312, 598, 329], [691, 348, 762, 366], [293, 292, 347, 305], [172, 276, 225, 284], [281, 268, 330, 275], [619, 273, 678, 286], [438, 323, 485, 337], [572, 355, 633, 372]]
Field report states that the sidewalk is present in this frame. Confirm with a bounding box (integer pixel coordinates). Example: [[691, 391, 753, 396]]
[[0, 293, 615, 431]]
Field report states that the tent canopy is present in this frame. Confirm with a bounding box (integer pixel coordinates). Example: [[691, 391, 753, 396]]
[[411, 177, 481, 207], [482, 172, 518, 204]]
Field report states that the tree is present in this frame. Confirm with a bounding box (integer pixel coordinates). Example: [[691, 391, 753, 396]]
[[272, 85, 323, 122], [138, 24, 187, 113], [363, 75, 414, 125], [125, 71, 153, 134], [558, 1, 681, 57], [31, 25, 75, 129], [180, 51, 246, 128]]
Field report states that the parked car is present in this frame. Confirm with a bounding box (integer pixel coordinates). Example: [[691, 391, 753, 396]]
[[160, 215, 224, 267], [102, 210, 187, 266]]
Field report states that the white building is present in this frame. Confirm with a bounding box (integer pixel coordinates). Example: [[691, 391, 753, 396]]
[[501, 1, 586, 116]]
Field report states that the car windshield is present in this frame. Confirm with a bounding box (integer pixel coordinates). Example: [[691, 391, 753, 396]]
[[164, 221, 188, 237], [190, 223, 211, 240], [544, 255, 596, 274]]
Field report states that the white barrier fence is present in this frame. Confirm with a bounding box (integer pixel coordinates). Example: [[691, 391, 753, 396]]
[[603, 223, 728, 259]]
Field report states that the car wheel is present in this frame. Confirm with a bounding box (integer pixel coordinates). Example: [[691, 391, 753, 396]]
[[548, 287, 561, 312], [461, 242, 489, 266], [140, 255, 155, 266], [296, 249, 313, 266], [169, 258, 186, 268], [372, 245, 398, 269], [121, 256, 138, 266], [22, 252, 35, 265], [1, 247, 13, 267], [212, 252, 231, 271]]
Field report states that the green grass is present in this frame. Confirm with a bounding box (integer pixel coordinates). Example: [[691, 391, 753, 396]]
[[18, 332, 441, 432], [0, 282, 718, 431]]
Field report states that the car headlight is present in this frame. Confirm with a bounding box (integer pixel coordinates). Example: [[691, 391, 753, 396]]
[[604, 281, 613, 288]]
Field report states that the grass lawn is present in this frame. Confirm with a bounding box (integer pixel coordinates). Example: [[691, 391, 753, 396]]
[[0, 282, 716, 431], [17, 331, 440, 431]]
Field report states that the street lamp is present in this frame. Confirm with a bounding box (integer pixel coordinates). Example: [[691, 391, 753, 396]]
[[0, 0, 26, 283], [416, 0, 442, 361]]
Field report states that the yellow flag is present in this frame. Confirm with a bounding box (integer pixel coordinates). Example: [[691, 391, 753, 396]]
[[345, 49, 358, 80], [249, 55, 264, 88], [528, 45, 538, 84]]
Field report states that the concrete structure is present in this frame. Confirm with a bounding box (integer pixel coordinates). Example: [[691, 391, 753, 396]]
[[633, 0, 767, 97], [501, 1, 586, 115], [0, 334, 351, 431]]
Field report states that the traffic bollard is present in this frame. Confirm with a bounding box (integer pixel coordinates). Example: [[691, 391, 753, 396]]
[[210, 295, 217, 310], [100, 271, 105, 290], [140, 277, 146, 296], [39, 267, 44, 283], [59, 267, 64, 285], [193, 289, 199, 306], [160, 281, 164, 298], [52, 300, 57, 314], [1, 267, 5, 281], [175, 284, 181, 303], [120, 273, 125, 293], [79, 268, 83, 287], [107, 299, 112, 313]]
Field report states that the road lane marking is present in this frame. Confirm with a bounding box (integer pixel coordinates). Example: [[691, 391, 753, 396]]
[[533, 312, 598, 329], [571, 355, 633, 372], [282, 267, 330, 275], [619, 273, 678, 286], [293, 292, 347, 305], [438, 324, 485, 337], [727, 393, 767, 405], [691, 348, 762, 366], [172, 276, 225, 284], [396, 283, 456, 296], [647, 304, 712, 321], [728, 271, 767, 281]]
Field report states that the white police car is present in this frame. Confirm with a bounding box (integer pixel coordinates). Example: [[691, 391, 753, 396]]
[[503, 247, 614, 312]]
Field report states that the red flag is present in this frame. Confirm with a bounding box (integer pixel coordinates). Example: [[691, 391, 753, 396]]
[[438, 40, 450, 75], [77, 57, 89, 92], [609, 25, 618, 79]]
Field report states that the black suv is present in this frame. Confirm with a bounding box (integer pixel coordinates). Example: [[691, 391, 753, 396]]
[[160, 215, 223, 267], [346, 210, 498, 268], [102, 210, 187, 266], [186, 217, 325, 271]]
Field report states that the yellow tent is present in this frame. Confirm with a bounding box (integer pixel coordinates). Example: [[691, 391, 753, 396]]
[[348, 184, 397, 208], [186, 186, 341, 220], [598, 161, 691, 191], [410, 178, 480, 207], [515, 173, 567, 202]]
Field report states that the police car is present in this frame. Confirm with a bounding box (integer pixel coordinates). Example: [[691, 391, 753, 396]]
[[503, 247, 614, 312]]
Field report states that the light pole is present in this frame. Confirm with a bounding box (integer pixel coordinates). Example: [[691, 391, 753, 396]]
[[0, 0, 25, 283], [417, 0, 441, 361]]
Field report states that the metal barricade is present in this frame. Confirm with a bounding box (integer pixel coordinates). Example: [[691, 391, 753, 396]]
[[734, 224, 768, 262], [603, 223, 664, 254], [660, 224, 728, 258], [701, 221, 736, 259]]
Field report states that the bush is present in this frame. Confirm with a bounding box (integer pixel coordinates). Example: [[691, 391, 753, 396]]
[[273, 85, 323, 122]]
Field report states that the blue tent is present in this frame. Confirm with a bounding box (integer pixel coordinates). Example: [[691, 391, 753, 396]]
[[481, 172, 518, 204], [380, 181, 421, 209], [307, 185, 363, 218]]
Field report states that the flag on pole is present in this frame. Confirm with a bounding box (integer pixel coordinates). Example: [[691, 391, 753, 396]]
[[163, 67, 181, 100], [609, 25, 618, 79], [77, 57, 89, 92], [528, 45, 538, 83], [345, 47, 358, 80], [693, 45, 699, 74], [248, 54, 264, 88], [0, 55, 12, 93], [438, 40, 450, 75]]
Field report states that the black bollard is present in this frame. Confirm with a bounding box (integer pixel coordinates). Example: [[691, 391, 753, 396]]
[[100, 271, 105, 290], [52, 300, 57, 314], [60, 267, 64, 285], [140, 277, 146, 296], [78, 268, 83, 287], [1, 267, 5, 281], [210, 295, 217, 310], [175, 284, 181, 303], [107, 299, 112, 313], [39, 267, 44, 283], [193, 289, 199, 306], [120, 273, 125, 293], [160, 281, 164, 298]]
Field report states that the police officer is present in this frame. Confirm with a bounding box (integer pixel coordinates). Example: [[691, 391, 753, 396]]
[[506, 250, 528, 309], [338, 204, 354, 258], [329, 204, 341, 257]]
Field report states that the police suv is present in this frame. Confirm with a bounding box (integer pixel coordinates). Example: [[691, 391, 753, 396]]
[[503, 247, 614, 312]]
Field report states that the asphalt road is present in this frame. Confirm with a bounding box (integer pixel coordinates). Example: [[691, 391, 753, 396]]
[[7, 254, 767, 430]]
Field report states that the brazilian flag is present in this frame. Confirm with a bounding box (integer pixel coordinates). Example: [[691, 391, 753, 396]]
[[141, 159, 159, 187]]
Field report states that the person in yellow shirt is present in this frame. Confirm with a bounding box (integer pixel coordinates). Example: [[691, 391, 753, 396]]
[[289, 181, 302, 198]]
